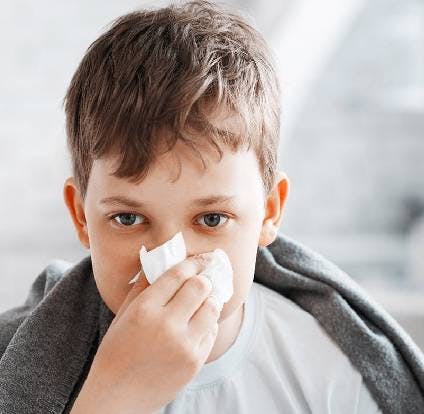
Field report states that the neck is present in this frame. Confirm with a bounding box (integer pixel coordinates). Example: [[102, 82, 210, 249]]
[[205, 302, 245, 364]]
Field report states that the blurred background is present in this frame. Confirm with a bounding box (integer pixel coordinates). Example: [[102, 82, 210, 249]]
[[1, 0, 423, 348]]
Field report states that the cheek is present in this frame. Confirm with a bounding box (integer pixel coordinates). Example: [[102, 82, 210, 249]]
[[86, 218, 143, 313], [88, 214, 140, 274], [219, 229, 260, 321]]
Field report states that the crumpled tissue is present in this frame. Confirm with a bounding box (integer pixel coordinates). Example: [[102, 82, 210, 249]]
[[128, 231, 233, 312]]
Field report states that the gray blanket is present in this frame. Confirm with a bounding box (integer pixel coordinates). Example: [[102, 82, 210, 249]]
[[0, 234, 423, 413]]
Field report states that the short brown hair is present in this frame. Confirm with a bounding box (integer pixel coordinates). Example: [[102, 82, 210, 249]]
[[63, 0, 281, 200]]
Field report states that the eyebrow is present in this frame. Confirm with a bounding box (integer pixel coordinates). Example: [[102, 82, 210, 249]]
[[99, 194, 237, 208]]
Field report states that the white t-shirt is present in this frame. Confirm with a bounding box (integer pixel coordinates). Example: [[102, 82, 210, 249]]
[[157, 282, 382, 413]]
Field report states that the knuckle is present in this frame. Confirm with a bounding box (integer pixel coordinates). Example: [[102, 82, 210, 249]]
[[178, 340, 198, 368], [162, 317, 180, 338], [177, 338, 192, 357], [170, 267, 188, 284], [190, 275, 210, 292], [205, 298, 220, 318]]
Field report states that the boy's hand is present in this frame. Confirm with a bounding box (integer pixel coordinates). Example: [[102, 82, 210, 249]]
[[71, 254, 220, 414]]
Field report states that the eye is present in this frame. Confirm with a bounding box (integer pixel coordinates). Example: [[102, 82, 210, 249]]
[[111, 213, 145, 227], [196, 213, 229, 229]]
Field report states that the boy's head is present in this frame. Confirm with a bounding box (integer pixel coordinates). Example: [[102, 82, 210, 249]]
[[63, 0, 289, 321]]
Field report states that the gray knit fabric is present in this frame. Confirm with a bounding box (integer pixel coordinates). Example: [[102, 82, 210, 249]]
[[0, 234, 423, 413]]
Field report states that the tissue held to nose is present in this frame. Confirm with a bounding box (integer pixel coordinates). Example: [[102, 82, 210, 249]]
[[128, 232, 234, 311]]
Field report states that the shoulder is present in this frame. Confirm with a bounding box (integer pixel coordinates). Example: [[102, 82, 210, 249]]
[[252, 282, 382, 413], [0, 259, 74, 358]]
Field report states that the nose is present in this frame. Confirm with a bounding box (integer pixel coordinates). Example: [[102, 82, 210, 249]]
[[145, 229, 181, 251], [145, 229, 207, 258]]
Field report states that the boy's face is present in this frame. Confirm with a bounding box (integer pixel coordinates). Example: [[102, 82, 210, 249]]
[[64, 137, 289, 324]]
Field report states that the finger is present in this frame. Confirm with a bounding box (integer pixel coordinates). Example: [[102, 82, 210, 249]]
[[166, 273, 214, 323], [197, 319, 219, 362], [188, 296, 221, 344], [112, 268, 149, 326], [142, 255, 208, 307]]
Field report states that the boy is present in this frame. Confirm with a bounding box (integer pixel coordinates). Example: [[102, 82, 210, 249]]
[[1, 1, 423, 413]]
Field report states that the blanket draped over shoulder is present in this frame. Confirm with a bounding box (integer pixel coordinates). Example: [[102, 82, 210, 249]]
[[0, 234, 423, 413]]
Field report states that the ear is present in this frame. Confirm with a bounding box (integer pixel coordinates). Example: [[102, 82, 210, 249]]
[[63, 177, 90, 250], [258, 171, 290, 247]]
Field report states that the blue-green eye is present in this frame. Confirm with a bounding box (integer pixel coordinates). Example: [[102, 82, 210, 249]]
[[197, 213, 229, 228], [112, 213, 144, 226]]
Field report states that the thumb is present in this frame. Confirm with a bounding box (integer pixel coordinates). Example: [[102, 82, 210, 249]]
[[111, 268, 149, 326]]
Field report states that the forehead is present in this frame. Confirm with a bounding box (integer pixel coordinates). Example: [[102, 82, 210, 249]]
[[88, 140, 263, 200], [88, 105, 263, 199]]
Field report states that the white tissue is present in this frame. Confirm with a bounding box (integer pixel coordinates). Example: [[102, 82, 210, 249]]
[[130, 231, 187, 285], [198, 248, 233, 311], [128, 231, 234, 311]]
